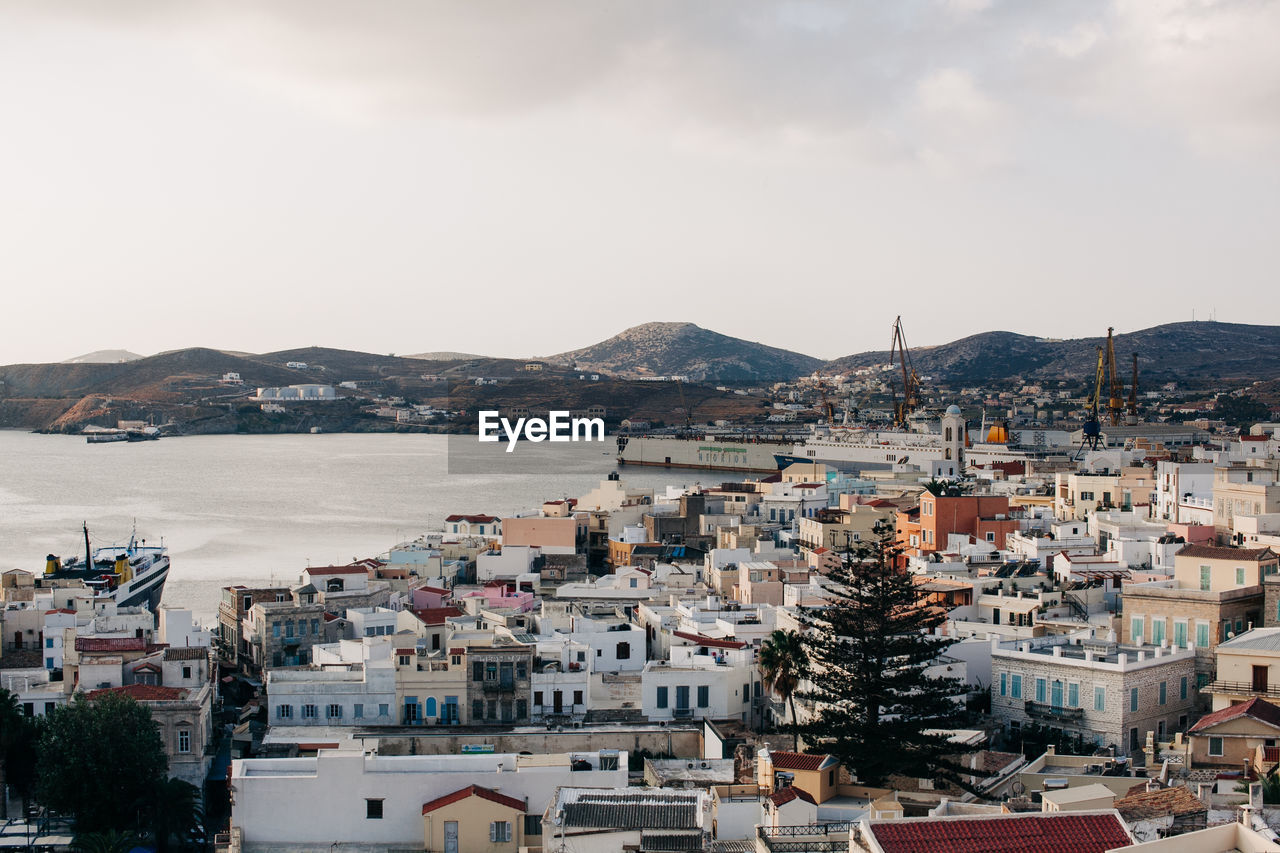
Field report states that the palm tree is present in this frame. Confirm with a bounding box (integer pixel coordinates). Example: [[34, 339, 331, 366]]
[[71, 830, 138, 853], [148, 778, 204, 853], [0, 688, 24, 820], [759, 629, 808, 751]]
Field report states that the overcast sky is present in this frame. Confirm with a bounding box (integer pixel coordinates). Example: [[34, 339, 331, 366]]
[[1, 1, 1278, 365]]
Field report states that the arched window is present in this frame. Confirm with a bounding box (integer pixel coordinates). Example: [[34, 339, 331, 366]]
[[425, 697, 438, 719], [945, 426, 952, 441], [326, 578, 344, 593]]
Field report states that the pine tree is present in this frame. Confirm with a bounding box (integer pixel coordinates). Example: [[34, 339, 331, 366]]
[[794, 521, 977, 788]]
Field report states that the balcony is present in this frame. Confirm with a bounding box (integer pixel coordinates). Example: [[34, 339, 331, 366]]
[[1205, 680, 1280, 701], [758, 823, 853, 853], [1025, 699, 1084, 721], [482, 679, 517, 693]]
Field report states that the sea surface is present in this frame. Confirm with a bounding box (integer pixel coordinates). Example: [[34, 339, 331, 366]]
[[0, 431, 719, 622]]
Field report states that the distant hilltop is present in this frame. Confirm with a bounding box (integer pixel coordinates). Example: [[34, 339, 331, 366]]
[[547, 321, 824, 382], [61, 349, 144, 364]]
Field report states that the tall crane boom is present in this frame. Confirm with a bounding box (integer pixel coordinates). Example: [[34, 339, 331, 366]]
[[1106, 327, 1123, 427], [1127, 352, 1139, 424], [889, 316, 922, 429]]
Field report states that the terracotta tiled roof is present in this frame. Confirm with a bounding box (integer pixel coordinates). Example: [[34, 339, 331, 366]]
[[1114, 785, 1207, 821], [421, 784, 524, 815], [1176, 544, 1276, 561], [45, 608, 76, 615], [671, 630, 746, 650], [1190, 697, 1280, 732], [768, 786, 816, 806], [86, 683, 187, 702], [75, 637, 146, 652], [412, 606, 463, 625], [444, 514, 499, 524], [769, 751, 835, 771], [164, 646, 208, 661], [866, 813, 1132, 853], [304, 565, 370, 576]]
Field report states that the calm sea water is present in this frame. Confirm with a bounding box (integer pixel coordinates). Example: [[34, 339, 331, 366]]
[[0, 431, 717, 621]]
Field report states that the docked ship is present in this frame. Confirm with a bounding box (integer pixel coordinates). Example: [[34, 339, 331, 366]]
[[618, 407, 1052, 474], [84, 426, 161, 443], [42, 523, 170, 611]]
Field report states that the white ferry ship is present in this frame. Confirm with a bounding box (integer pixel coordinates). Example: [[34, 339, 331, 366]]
[[42, 524, 170, 611]]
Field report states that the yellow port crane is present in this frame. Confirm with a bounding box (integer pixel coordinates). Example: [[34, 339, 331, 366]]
[[889, 316, 922, 429], [1078, 345, 1106, 455]]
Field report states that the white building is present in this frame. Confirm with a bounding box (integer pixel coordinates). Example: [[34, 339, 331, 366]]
[[266, 639, 397, 727], [642, 635, 756, 723], [229, 749, 627, 850]]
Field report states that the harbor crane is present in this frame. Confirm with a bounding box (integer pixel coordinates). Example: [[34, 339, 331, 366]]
[[889, 316, 922, 429], [1077, 345, 1106, 457], [1105, 327, 1124, 426]]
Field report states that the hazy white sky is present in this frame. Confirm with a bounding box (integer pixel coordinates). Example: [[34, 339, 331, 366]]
[[1, 0, 1278, 365]]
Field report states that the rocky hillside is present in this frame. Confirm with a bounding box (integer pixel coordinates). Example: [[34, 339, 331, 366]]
[[549, 322, 822, 382], [824, 322, 1280, 387]]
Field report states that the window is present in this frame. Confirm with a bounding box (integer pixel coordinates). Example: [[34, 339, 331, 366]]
[[616, 642, 630, 660], [1173, 622, 1187, 649], [1067, 682, 1079, 708], [697, 685, 710, 708], [999, 672, 1007, 697], [1200, 566, 1211, 591], [1159, 682, 1167, 705], [44, 638, 52, 649], [1011, 674, 1022, 699], [379, 703, 389, 717], [516, 699, 527, 718], [277, 704, 293, 720], [182, 666, 192, 679], [1094, 686, 1106, 712], [1209, 736, 1224, 757], [1152, 619, 1165, 647], [490, 821, 512, 842], [534, 691, 544, 706], [473, 662, 484, 681], [302, 704, 317, 719], [516, 661, 527, 679], [354, 704, 364, 718], [272, 622, 281, 638], [1130, 616, 1144, 643], [1035, 678, 1046, 703], [1180, 677, 1188, 701], [472, 700, 484, 719], [656, 686, 668, 709], [327, 704, 342, 719], [178, 729, 191, 754], [986, 531, 995, 542], [524, 814, 542, 837], [366, 799, 384, 820], [1196, 623, 1210, 648], [574, 690, 583, 705], [310, 619, 319, 635], [45, 658, 53, 669], [1130, 688, 1139, 712], [1237, 567, 1246, 586], [285, 622, 294, 638]]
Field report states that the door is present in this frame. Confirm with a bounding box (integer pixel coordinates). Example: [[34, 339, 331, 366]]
[[1050, 680, 1063, 709], [553, 690, 563, 713], [444, 821, 458, 853], [1255, 665, 1269, 693]]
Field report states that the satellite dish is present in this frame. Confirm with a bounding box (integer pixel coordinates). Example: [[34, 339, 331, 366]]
[[1011, 780, 1025, 796]]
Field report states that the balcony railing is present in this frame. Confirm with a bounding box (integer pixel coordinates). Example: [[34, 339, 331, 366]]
[[1205, 680, 1280, 700], [482, 679, 517, 693], [1025, 699, 1084, 721]]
